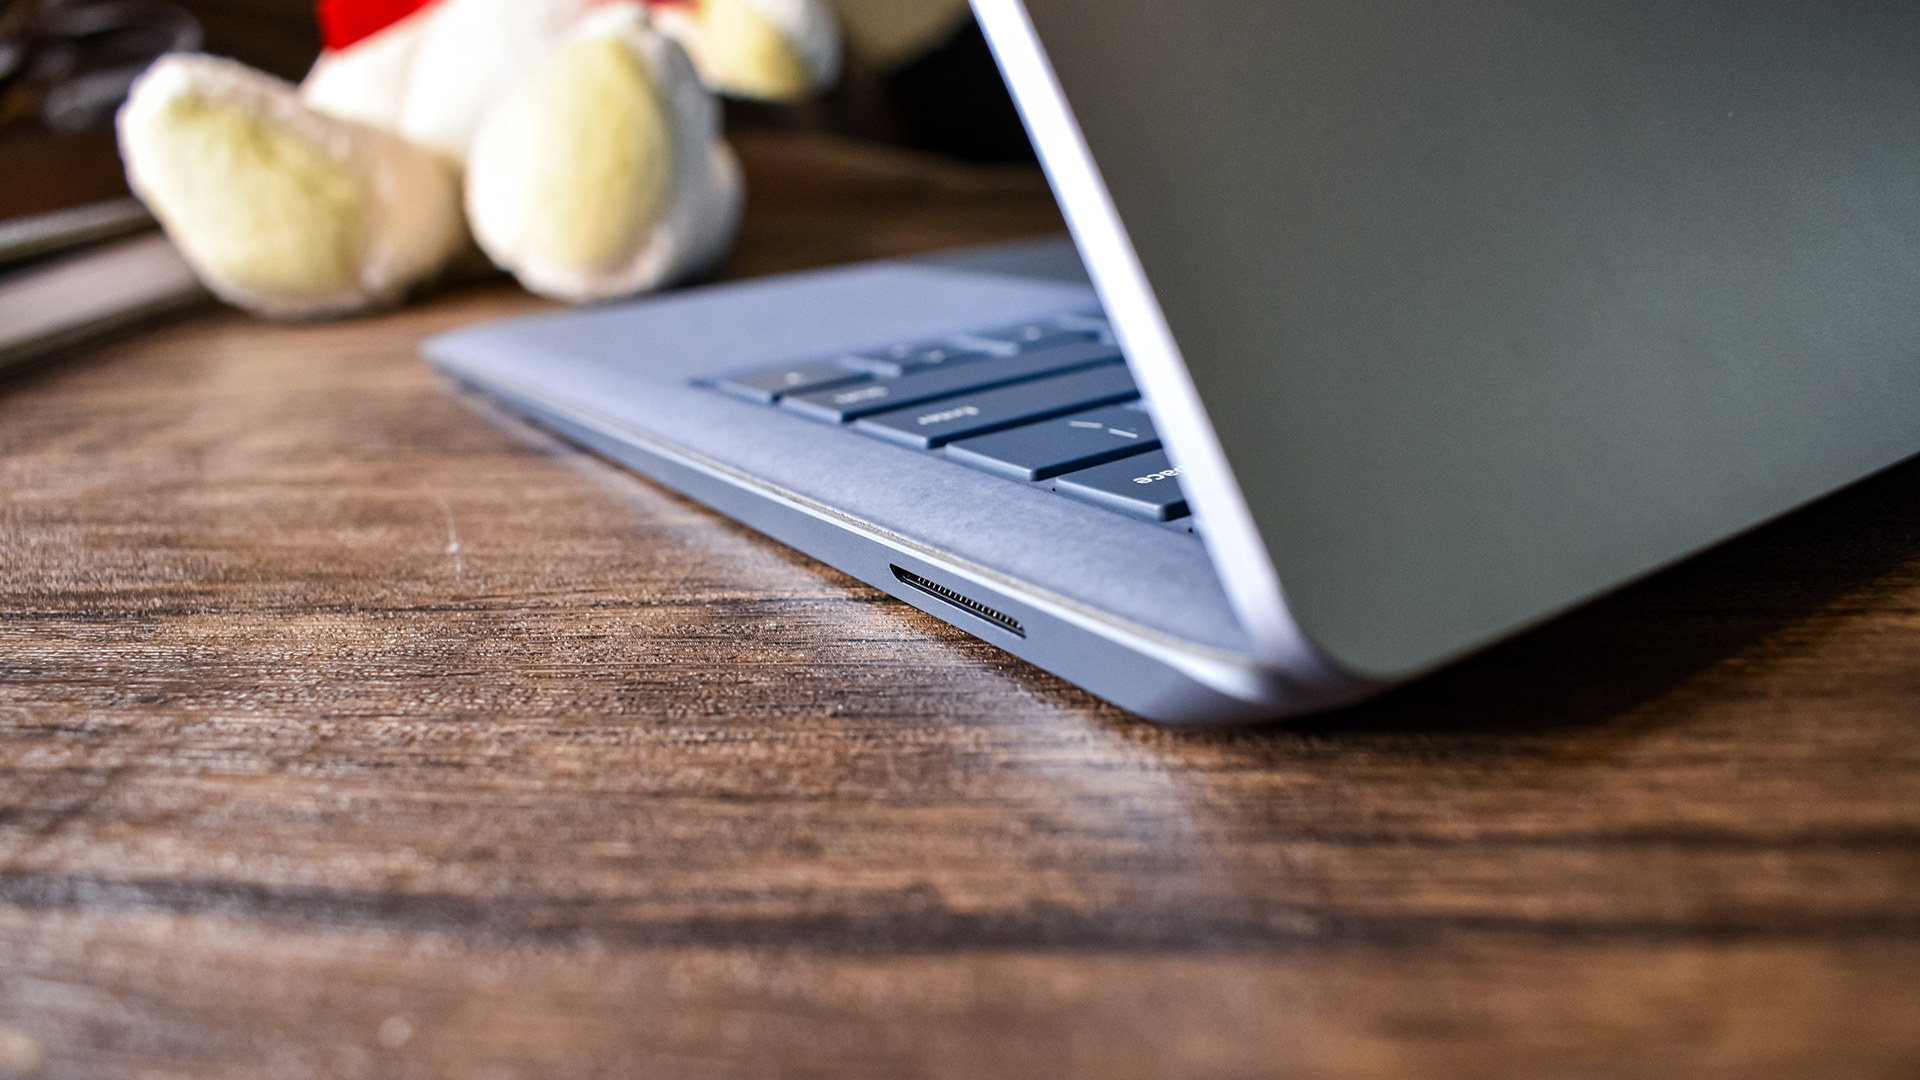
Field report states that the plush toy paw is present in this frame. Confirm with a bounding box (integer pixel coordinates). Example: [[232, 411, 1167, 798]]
[[464, 1, 741, 302], [647, 0, 839, 102], [118, 53, 466, 319]]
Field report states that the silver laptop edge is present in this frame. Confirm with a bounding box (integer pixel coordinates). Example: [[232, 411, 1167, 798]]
[[970, 0, 1315, 675], [449, 363, 1348, 722]]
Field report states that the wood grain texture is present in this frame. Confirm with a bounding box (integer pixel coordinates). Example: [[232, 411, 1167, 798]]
[[3, 131, 1919, 1080]]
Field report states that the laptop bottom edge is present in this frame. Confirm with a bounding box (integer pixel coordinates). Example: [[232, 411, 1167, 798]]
[[442, 373, 1377, 725]]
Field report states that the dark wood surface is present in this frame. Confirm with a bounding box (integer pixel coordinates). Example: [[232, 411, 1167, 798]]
[[3, 131, 1919, 1080]]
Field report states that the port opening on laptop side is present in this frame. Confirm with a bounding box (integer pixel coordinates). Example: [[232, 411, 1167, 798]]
[[891, 564, 1027, 637]]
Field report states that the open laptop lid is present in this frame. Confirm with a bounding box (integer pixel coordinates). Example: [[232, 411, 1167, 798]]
[[975, 0, 1920, 680]]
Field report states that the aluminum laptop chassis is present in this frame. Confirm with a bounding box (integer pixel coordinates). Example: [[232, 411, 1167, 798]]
[[972, 0, 1920, 683], [426, 239, 1369, 725]]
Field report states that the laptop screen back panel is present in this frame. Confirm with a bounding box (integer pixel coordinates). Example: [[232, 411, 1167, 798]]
[[1010, 0, 1920, 679]]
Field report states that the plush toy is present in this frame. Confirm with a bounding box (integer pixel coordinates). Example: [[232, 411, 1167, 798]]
[[115, 0, 838, 318], [648, 0, 839, 102]]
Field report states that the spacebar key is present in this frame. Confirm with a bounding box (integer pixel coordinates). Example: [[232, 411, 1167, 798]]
[[854, 364, 1137, 449]]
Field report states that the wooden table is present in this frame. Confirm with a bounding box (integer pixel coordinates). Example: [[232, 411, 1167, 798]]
[[3, 131, 1918, 1079]]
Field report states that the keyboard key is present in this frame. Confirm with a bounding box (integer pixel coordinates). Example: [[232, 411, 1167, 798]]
[[838, 343, 991, 377], [854, 365, 1138, 449], [944, 405, 1161, 481], [1052, 449, 1190, 521], [780, 340, 1122, 423], [713, 359, 870, 404], [951, 323, 1097, 356]]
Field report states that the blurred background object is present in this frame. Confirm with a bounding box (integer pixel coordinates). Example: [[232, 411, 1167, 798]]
[[880, 17, 1031, 161], [32, 0, 202, 132], [0, 0, 32, 111], [1, 0, 201, 216], [833, 0, 967, 68], [821, 0, 1035, 162], [167, 0, 312, 79], [1, 0, 202, 133], [2, 0, 1032, 219], [0, 0, 1042, 372]]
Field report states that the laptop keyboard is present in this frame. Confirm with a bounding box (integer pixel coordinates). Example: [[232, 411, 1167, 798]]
[[699, 311, 1195, 529]]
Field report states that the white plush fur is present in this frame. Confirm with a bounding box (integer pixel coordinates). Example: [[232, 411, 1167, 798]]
[[299, 8, 432, 132], [465, 3, 742, 302], [395, 0, 598, 158]]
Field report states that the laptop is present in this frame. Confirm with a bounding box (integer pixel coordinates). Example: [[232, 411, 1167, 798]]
[[423, 0, 1920, 723]]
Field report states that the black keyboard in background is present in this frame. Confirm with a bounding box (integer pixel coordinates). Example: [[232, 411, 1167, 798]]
[[698, 310, 1195, 529]]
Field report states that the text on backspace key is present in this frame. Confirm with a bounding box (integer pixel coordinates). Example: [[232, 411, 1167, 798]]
[[1051, 448, 1190, 521]]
